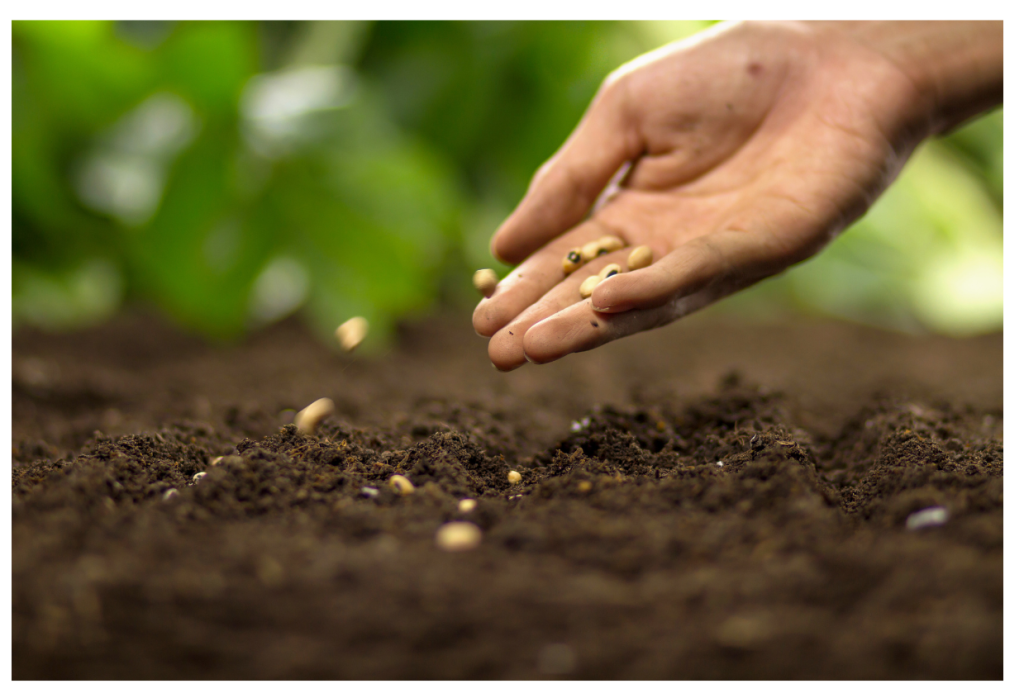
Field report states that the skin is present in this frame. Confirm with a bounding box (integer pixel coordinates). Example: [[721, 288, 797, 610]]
[[473, 21, 1003, 371]]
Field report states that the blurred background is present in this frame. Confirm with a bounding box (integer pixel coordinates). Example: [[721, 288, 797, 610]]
[[12, 20, 1003, 349]]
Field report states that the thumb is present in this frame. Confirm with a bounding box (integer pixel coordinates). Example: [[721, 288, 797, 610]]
[[490, 76, 642, 265]]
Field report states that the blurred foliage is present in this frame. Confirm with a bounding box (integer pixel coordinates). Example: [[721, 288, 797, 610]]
[[12, 20, 1002, 347]]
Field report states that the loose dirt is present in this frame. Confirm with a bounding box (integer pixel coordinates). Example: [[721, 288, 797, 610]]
[[12, 310, 1003, 679]]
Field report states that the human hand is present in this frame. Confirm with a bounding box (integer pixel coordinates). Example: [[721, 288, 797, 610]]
[[472, 21, 991, 371]]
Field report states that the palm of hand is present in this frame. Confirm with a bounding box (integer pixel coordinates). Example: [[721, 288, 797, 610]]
[[474, 22, 926, 371]]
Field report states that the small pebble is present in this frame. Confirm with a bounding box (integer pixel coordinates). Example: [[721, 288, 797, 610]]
[[336, 316, 369, 352], [295, 397, 335, 435], [162, 489, 179, 501], [389, 474, 415, 496], [473, 268, 499, 298], [435, 522, 482, 552], [906, 506, 949, 531], [192, 472, 207, 484], [458, 498, 477, 513], [627, 245, 653, 270], [507, 470, 522, 484]]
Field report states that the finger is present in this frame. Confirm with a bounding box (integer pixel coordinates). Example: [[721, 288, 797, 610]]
[[490, 78, 643, 265], [522, 287, 721, 365], [486, 249, 634, 371], [473, 219, 633, 338]]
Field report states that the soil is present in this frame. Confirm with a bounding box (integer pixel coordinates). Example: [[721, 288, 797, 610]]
[[12, 309, 1003, 680]]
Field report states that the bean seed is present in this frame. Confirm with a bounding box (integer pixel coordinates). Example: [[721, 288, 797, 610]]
[[627, 245, 653, 270], [295, 397, 335, 435], [508, 470, 522, 484], [579, 275, 601, 299], [458, 498, 477, 513], [596, 235, 625, 252], [389, 474, 415, 496], [473, 268, 499, 298], [210, 456, 223, 466], [336, 316, 369, 352], [435, 521, 482, 551], [562, 249, 584, 274], [193, 472, 207, 484], [162, 488, 179, 501], [581, 235, 625, 262], [598, 263, 622, 281]]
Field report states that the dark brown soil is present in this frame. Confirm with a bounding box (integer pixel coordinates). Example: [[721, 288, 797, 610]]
[[12, 309, 1003, 679]]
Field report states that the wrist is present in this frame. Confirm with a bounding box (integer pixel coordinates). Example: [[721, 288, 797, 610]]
[[812, 21, 1003, 135]]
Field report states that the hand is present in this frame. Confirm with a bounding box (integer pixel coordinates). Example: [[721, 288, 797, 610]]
[[473, 21, 938, 371]]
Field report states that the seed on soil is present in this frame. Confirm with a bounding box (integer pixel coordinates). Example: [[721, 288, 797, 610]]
[[508, 470, 522, 484], [335, 316, 369, 352], [906, 506, 949, 531], [295, 397, 335, 435], [577, 481, 592, 493], [210, 456, 223, 466], [360, 487, 380, 498], [597, 263, 622, 282], [192, 472, 207, 483], [627, 245, 653, 270], [473, 269, 499, 298], [579, 275, 601, 299], [458, 498, 477, 513], [562, 249, 584, 274], [162, 488, 179, 501], [435, 521, 482, 552], [389, 474, 415, 496]]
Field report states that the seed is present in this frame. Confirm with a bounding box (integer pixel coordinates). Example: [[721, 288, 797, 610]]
[[627, 245, 653, 270], [473, 268, 499, 298], [562, 248, 584, 274], [579, 275, 601, 299], [360, 486, 380, 498], [295, 397, 335, 435], [389, 474, 415, 496], [210, 456, 223, 466], [906, 506, 949, 531], [577, 481, 592, 493], [192, 472, 207, 484], [458, 498, 477, 513], [596, 235, 625, 253], [598, 263, 622, 281], [335, 316, 369, 352], [435, 521, 482, 551], [162, 488, 179, 501], [507, 470, 522, 484], [581, 235, 625, 262]]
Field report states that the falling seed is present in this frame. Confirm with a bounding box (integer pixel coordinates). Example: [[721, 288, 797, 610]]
[[579, 275, 601, 299], [458, 498, 477, 513], [562, 248, 584, 274], [508, 470, 522, 484], [193, 472, 207, 484], [473, 268, 499, 298], [162, 489, 179, 501], [436, 521, 483, 551], [627, 245, 653, 270], [295, 397, 335, 435], [336, 316, 369, 352], [389, 474, 415, 496], [906, 506, 949, 531]]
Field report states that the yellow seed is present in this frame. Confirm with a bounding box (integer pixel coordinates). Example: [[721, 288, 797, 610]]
[[435, 522, 482, 551], [458, 498, 477, 513], [562, 248, 584, 274], [580, 241, 603, 262], [596, 235, 625, 253], [628, 245, 653, 270], [389, 474, 415, 496], [336, 317, 369, 352], [473, 268, 499, 298], [579, 275, 600, 299], [295, 397, 335, 435], [193, 472, 207, 484], [508, 470, 522, 484], [210, 456, 224, 467], [598, 263, 622, 281]]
